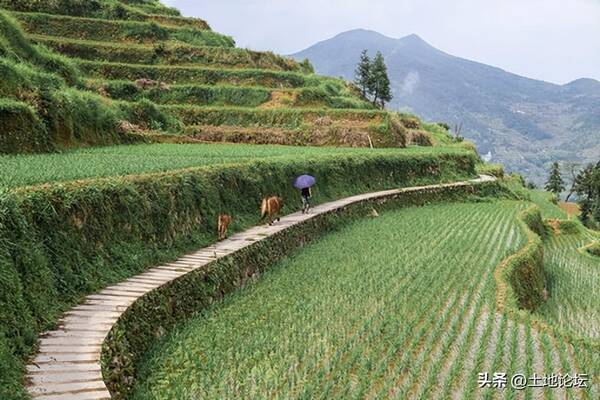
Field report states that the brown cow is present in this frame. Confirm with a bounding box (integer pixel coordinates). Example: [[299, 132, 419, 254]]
[[217, 214, 233, 240], [259, 196, 284, 225]]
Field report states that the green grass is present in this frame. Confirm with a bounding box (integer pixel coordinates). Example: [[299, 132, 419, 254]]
[[528, 190, 567, 219], [535, 225, 600, 396], [537, 227, 600, 339], [167, 105, 386, 127], [32, 34, 300, 70], [130, 201, 592, 398], [0, 0, 206, 28], [77, 59, 341, 88], [0, 148, 479, 400], [86, 79, 371, 109], [0, 143, 473, 189], [90, 80, 273, 107], [12, 11, 235, 48]]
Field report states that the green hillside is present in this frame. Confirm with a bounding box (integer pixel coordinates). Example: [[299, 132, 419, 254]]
[[0, 1, 453, 154]]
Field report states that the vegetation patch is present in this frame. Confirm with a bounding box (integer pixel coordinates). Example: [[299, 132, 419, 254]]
[[12, 11, 235, 47], [0, 144, 477, 189], [103, 183, 507, 398], [0, 149, 477, 398], [0, 98, 52, 153], [0, 0, 206, 29], [77, 60, 324, 87], [184, 123, 394, 148], [168, 106, 386, 128], [33, 34, 300, 70], [537, 225, 600, 343], [495, 205, 547, 312], [476, 163, 505, 178], [583, 241, 600, 257]]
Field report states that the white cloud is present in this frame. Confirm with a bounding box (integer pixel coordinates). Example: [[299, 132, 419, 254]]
[[400, 71, 420, 95], [165, 0, 600, 84]]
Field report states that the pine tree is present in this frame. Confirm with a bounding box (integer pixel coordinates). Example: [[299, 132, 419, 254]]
[[575, 164, 595, 223], [369, 51, 393, 109], [354, 50, 371, 98], [545, 162, 565, 197]]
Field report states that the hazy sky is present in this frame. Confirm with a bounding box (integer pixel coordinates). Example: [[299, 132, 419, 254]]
[[163, 0, 600, 84]]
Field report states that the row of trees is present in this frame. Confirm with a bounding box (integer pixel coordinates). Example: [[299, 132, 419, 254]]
[[354, 50, 393, 109], [545, 161, 600, 227]]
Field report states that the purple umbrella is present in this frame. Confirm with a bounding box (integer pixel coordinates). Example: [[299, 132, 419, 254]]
[[293, 175, 316, 189]]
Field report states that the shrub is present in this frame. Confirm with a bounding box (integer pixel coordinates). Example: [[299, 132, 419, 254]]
[[437, 122, 450, 131], [557, 220, 580, 234], [299, 58, 314, 74], [39, 36, 300, 71], [585, 242, 600, 257]]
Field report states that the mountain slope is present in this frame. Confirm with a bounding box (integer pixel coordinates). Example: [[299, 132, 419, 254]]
[[292, 29, 600, 183]]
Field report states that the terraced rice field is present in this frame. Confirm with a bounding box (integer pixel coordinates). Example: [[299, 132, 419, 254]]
[[536, 226, 600, 373], [131, 202, 595, 399], [0, 143, 468, 189], [541, 231, 600, 338], [1, 4, 441, 151]]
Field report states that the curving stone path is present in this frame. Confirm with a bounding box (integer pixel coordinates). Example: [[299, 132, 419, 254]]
[[26, 175, 495, 399]]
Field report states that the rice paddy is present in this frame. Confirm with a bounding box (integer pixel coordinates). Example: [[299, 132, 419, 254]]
[[0, 143, 472, 189], [538, 227, 600, 339], [130, 201, 596, 399]]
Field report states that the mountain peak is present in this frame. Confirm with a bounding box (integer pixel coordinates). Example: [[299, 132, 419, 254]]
[[564, 77, 600, 87], [335, 28, 391, 38], [563, 77, 600, 95], [400, 33, 426, 44]]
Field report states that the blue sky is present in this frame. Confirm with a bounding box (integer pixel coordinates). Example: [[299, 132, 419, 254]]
[[163, 0, 600, 84]]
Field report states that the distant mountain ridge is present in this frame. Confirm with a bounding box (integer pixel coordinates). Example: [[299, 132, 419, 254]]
[[292, 29, 600, 183]]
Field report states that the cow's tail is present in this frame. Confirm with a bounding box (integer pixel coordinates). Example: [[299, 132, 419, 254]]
[[259, 198, 268, 221]]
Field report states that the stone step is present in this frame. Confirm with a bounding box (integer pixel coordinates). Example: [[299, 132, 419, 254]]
[[30, 379, 106, 397], [29, 371, 104, 385], [34, 353, 100, 364], [27, 362, 102, 374], [34, 393, 110, 400], [38, 337, 105, 347], [38, 345, 102, 354]]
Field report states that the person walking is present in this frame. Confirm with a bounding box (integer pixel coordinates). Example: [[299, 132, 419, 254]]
[[301, 186, 311, 214], [293, 174, 316, 214]]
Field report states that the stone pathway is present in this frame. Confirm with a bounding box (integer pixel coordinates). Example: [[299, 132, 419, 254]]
[[26, 175, 495, 399]]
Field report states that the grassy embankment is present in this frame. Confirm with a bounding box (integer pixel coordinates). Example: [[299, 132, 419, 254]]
[[130, 201, 594, 399], [0, 143, 479, 399]]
